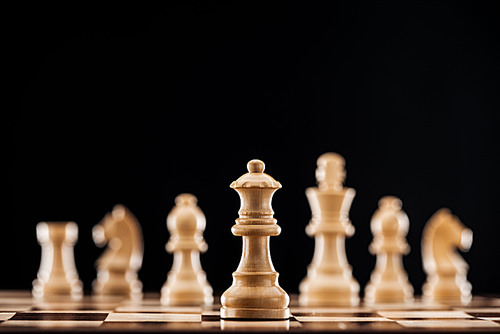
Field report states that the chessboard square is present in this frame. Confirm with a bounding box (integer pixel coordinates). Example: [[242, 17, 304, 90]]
[[201, 312, 220, 322], [293, 312, 378, 317], [462, 308, 500, 317], [300, 321, 403, 331], [397, 319, 500, 329], [105, 312, 201, 322], [100, 322, 205, 330], [291, 307, 373, 314], [11, 312, 108, 321], [0, 306, 32, 312], [115, 305, 202, 313], [378, 310, 473, 319], [32, 301, 116, 311], [0, 313, 15, 321], [0, 320, 103, 328], [372, 302, 448, 311], [201, 310, 220, 317], [27, 310, 112, 314], [295, 316, 392, 322]]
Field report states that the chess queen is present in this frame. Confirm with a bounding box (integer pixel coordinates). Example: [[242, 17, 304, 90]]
[[299, 153, 360, 306], [220, 159, 290, 319]]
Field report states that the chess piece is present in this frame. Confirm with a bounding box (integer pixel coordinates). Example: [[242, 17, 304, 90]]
[[299, 153, 360, 306], [32, 222, 83, 301], [161, 194, 213, 306], [221, 159, 290, 319], [92, 205, 143, 300], [364, 196, 414, 304], [422, 208, 473, 304]]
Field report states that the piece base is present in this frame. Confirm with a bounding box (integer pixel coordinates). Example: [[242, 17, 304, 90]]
[[220, 306, 290, 320]]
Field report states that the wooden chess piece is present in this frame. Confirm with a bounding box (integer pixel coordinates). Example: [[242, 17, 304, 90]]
[[299, 153, 360, 306], [422, 208, 473, 304], [364, 196, 414, 304], [220, 159, 290, 319], [32, 222, 83, 301], [161, 194, 213, 306], [92, 205, 143, 300]]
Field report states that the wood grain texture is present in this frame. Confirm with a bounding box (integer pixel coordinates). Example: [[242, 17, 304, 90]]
[[32, 222, 83, 301], [364, 196, 414, 304], [161, 194, 213, 306], [92, 205, 143, 300], [220, 159, 290, 319], [299, 153, 360, 307], [422, 208, 473, 304]]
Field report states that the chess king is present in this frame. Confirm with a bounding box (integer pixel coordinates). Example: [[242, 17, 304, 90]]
[[299, 153, 360, 306]]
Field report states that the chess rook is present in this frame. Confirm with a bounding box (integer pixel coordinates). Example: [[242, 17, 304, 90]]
[[161, 194, 213, 306], [364, 196, 414, 304], [299, 153, 359, 306], [92, 205, 143, 300], [32, 222, 83, 301], [220, 159, 290, 319], [422, 208, 473, 304]]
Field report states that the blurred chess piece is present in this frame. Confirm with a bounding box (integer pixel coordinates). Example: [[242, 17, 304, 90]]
[[221, 159, 290, 319], [92, 205, 143, 300], [32, 222, 83, 301], [422, 208, 473, 304], [161, 194, 213, 306], [299, 153, 360, 306], [364, 196, 414, 304]]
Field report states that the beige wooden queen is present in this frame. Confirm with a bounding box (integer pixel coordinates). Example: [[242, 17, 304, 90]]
[[220, 159, 290, 319]]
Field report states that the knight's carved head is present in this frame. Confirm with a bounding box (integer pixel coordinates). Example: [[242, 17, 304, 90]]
[[429, 209, 472, 251]]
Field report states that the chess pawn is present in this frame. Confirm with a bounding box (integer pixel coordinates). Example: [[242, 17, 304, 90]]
[[161, 194, 213, 306], [364, 196, 414, 304], [299, 153, 360, 306], [221, 159, 290, 319], [92, 205, 143, 300], [32, 222, 83, 301], [422, 208, 473, 304]]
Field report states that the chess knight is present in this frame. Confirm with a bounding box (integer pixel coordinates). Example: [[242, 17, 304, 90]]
[[92, 205, 144, 300], [299, 153, 360, 306], [422, 208, 473, 304]]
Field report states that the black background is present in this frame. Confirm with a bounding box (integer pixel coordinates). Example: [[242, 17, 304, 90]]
[[6, 2, 500, 296]]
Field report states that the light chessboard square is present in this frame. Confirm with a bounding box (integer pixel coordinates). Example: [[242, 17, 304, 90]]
[[115, 305, 202, 313], [397, 319, 500, 329], [378, 310, 473, 319], [105, 312, 201, 322], [0, 320, 104, 328], [0, 313, 15, 321]]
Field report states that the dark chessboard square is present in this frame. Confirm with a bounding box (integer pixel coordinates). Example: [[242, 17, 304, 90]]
[[467, 312, 500, 317], [301, 321, 404, 331], [201, 314, 220, 321], [100, 322, 206, 330], [293, 312, 378, 317], [11, 312, 109, 321]]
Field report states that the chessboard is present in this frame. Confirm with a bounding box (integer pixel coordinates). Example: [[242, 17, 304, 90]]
[[1, 291, 500, 333]]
